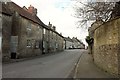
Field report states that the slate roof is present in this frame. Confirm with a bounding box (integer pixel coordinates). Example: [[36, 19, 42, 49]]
[[72, 37, 78, 42], [0, 2, 13, 16], [64, 37, 73, 42], [6, 2, 45, 27], [1, 2, 64, 39]]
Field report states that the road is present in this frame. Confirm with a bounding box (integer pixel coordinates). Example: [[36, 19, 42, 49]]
[[2, 49, 84, 78]]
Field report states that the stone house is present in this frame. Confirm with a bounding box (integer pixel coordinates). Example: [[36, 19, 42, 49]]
[[2, 1, 65, 62], [42, 25, 50, 54], [72, 37, 82, 49], [42, 21, 64, 54], [64, 37, 85, 49], [56, 33, 64, 51], [2, 2, 45, 61], [8, 2, 45, 58], [47, 22, 64, 53], [1, 3, 13, 61], [76, 39, 85, 49], [64, 37, 73, 49]]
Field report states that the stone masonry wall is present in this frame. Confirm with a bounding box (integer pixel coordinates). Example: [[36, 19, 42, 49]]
[[94, 18, 120, 76], [117, 18, 120, 77], [17, 16, 43, 58], [2, 14, 12, 61]]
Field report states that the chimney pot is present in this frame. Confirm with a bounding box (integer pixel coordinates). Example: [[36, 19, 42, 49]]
[[27, 5, 37, 15], [53, 26, 56, 31]]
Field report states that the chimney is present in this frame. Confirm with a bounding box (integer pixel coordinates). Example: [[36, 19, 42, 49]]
[[52, 26, 56, 31], [49, 22, 50, 25], [27, 5, 37, 15], [60, 33, 62, 35], [34, 8, 37, 15], [48, 22, 52, 29], [23, 6, 28, 11]]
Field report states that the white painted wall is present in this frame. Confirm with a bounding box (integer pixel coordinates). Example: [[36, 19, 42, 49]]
[[66, 41, 73, 49]]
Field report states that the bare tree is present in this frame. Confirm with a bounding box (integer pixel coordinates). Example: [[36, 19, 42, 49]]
[[73, 0, 116, 28]]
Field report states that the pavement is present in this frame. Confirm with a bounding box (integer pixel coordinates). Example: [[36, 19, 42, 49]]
[[73, 50, 117, 79]]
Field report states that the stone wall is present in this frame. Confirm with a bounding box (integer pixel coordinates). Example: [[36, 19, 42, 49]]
[[94, 17, 120, 76], [2, 14, 12, 61], [43, 26, 64, 54], [117, 18, 120, 77], [43, 28, 49, 54], [16, 15, 43, 58]]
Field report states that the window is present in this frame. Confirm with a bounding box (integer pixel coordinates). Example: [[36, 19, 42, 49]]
[[35, 41, 39, 49], [43, 28, 46, 34], [27, 40, 31, 48], [27, 23, 32, 37]]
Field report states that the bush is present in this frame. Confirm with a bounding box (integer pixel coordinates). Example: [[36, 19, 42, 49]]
[[85, 36, 94, 45]]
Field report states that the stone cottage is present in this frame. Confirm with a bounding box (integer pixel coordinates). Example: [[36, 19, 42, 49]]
[[1, 1, 65, 62], [72, 37, 83, 49], [8, 2, 45, 59], [47, 22, 64, 53], [76, 39, 85, 49], [1, 2, 46, 61], [1, 2, 13, 61], [42, 24, 50, 54], [64, 37, 73, 49]]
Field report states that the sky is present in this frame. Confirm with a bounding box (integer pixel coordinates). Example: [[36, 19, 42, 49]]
[[11, 0, 88, 45]]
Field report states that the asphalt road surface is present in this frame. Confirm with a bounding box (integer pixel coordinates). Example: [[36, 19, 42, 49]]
[[2, 49, 84, 78]]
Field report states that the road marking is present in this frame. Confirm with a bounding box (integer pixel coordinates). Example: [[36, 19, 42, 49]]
[[73, 53, 83, 79], [65, 53, 83, 78]]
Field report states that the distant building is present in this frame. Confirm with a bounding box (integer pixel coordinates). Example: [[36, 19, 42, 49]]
[[64, 37, 73, 49], [72, 37, 85, 49], [43, 22, 64, 53], [64, 37, 85, 49], [47, 22, 64, 53]]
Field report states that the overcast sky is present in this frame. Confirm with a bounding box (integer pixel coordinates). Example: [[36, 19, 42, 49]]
[[11, 0, 88, 45]]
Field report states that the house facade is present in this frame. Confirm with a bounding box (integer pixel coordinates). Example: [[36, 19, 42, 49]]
[[76, 38, 85, 49], [64, 37, 85, 49], [43, 25, 49, 54], [1, 2, 65, 62], [2, 2, 44, 61], [47, 22, 64, 53], [72, 37, 83, 49], [1, 3, 13, 61], [64, 37, 73, 49], [7, 2, 44, 59]]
